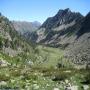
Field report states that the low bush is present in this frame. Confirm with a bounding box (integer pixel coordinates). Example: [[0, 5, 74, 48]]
[[0, 74, 10, 81]]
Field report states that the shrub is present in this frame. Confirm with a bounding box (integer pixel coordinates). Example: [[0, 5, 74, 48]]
[[0, 74, 10, 81], [85, 72, 90, 84], [52, 72, 70, 81], [0, 37, 3, 49]]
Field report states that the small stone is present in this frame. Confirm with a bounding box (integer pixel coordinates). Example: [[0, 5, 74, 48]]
[[0, 81, 7, 86], [70, 85, 78, 90], [65, 79, 69, 84], [33, 84, 39, 89], [46, 84, 50, 87], [53, 88, 59, 90], [10, 79, 15, 83], [83, 85, 89, 90]]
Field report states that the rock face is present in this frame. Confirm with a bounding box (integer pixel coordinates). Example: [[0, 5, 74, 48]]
[[66, 12, 90, 66], [0, 59, 10, 67], [29, 9, 90, 66], [41, 8, 82, 30], [77, 12, 90, 37]]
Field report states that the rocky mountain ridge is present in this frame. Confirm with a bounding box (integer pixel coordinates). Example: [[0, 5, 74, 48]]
[[29, 8, 84, 44], [28, 8, 90, 67]]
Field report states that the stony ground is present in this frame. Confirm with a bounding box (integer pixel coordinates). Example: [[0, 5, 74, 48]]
[[0, 65, 90, 90], [0, 46, 90, 90]]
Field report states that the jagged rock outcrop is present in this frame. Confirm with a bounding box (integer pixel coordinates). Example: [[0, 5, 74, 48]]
[[31, 8, 84, 46]]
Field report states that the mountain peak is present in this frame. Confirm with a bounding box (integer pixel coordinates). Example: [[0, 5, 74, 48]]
[[41, 8, 83, 29], [57, 8, 71, 15], [86, 12, 90, 17], [64, 8, 70, 11]]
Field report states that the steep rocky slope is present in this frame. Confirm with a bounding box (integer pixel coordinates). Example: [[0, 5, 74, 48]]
[[65, 12, 90, 67], [30, 8, 84, 45]]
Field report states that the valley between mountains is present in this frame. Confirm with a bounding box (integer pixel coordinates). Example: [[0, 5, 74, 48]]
[[0, 9, 90, 90]]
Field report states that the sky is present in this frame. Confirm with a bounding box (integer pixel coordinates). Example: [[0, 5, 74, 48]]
[[0, 0, 90, 23]]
